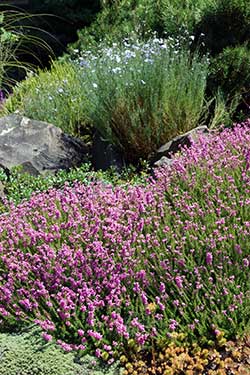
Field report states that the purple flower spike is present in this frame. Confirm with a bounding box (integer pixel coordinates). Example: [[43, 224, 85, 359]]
[[206, 252, 213, 265]]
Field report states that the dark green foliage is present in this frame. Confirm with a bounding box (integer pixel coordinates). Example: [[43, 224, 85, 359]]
[[68, 0, 163, 53], [194, 0, 250, 56], [207, 45, 250, 98], [30, 0, 101, 26]]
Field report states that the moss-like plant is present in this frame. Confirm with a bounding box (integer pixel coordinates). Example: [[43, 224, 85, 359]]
[[0, 326, 122, 375]]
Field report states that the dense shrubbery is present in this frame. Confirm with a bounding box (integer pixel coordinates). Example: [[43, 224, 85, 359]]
[[0, 124, 249, 362], [194, 0, 250, 56], [2, 0, 249, 154], [68, 0, 212, 52], [66, 0, 250, 130], [207, 45, 250, 101]]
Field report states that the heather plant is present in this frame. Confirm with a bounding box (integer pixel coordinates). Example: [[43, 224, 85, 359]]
[[0, 60, 91, 138], [0, 122, 249, 362], [78, 37, 209, 163], [0, 163, 148, 214]]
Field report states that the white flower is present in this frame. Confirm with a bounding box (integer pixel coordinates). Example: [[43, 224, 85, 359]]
[[93, 83, 98, 89], [111, 67, 122, 74]]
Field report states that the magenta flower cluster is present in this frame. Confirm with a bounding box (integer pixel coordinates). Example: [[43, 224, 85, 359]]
[[0, 122, 250, 356]]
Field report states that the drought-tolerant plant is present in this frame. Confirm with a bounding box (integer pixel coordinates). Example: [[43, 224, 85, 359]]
[[0, 60, 91, 138], [123, 332, 250, 375], [78, 37, 209, 163], [0, 122, 249, 362]]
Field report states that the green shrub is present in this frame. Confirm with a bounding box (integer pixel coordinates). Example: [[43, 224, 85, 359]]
[[68, 0, 155, 54], [0, 327, 122, 375], [67, 0, 215, 57], [0, 60, 92, 139], [207, 45, 250, 98], [79, 38, 209, 163], [160, 0, 216, 37], [194, 0, 250, 55]]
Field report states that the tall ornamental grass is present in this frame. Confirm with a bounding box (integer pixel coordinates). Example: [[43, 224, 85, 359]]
[[78, 37, 209, 163], [0, 122, 249, 360], [0, 9, 53, 91]]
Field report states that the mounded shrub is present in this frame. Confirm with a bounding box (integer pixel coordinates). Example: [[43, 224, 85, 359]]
[[207, 45, 250, 98], [68, 0, 157, 53], [0, 60, 92, 139], [194, 0, 250, 55]]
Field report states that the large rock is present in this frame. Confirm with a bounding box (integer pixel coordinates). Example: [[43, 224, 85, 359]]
[[0, 115, 89, 175]]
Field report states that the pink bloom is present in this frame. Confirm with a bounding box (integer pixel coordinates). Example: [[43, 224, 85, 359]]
[[175, 276, 183, 289], [42, 332, 53, 342], [206, 252, 213, 265]]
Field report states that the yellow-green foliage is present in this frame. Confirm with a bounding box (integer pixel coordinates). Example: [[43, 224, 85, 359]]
[[1, 60, 92, 139], [0, 327, 122, 375], [121, 333, 250, 375]]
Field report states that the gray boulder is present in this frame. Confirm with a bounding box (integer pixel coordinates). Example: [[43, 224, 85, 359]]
[[150, 125, 209, 168], [0, 115, 89, 175]]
